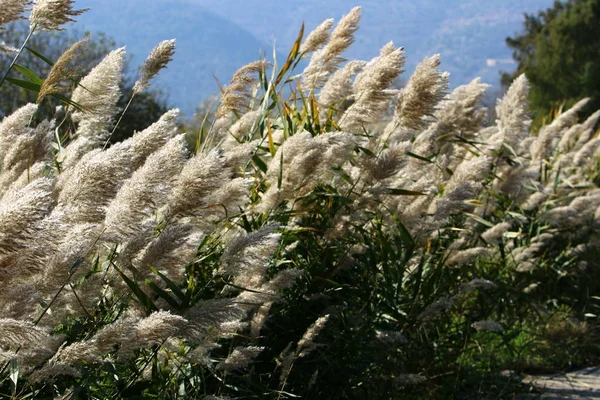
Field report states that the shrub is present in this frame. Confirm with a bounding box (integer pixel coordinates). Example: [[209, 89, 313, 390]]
[[0, 4, 599, 399]]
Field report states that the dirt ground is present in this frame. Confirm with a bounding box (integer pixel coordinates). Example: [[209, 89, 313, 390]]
[[520, 366, 600, 399]]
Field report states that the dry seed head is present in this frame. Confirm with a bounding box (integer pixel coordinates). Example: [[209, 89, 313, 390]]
[[446, 247, 493, 266], [30, 0, 88, 31], [435, 78, 490, 135], [318, 60, 366, 110], [481, 222, 511, 244], [495, 74, 530, 147], [324, 6, 360, 65], [341, 43, 405, 129], [55, 341, 102, 365], [216, 60, 266, 119], [0, 103, 37, 165], [300, 18, 333, 55], [135, 311, 187, 345], [71, 47, 125, 121], [37, 36, 88, 103], [394, 54, 449, 130], [133, 39, 176, 93], [472, 320, 504, 333], [353, 43, 405, 94], [297, 314, 330, 358], [0, 0, 31, 29], [0, 178, 53, 254], [217, 346, 264, 371], [530, 98, 589, 161], [0, 318, 49, 348], [301, 7, 361, 91], [104, 134, 187, 238]]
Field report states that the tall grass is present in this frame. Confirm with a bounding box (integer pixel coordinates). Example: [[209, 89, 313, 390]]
[[0, 4, 599, 399]]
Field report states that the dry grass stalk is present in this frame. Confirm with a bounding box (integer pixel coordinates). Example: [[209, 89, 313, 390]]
[[36, 36, 88, 103]]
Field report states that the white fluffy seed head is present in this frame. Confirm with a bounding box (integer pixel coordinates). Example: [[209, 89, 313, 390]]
[[134, 39, 176, 93], [71, 47, 126, 132], [30, 0, 87, 31]]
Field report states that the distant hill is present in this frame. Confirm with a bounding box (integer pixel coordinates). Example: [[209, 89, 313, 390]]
[[74, 0, 555, 115], [75, 0, 276, 116]]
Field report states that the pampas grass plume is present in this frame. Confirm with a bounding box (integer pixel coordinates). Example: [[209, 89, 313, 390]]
[[133, 39, 176, 94], [30, 0, 87, 31]]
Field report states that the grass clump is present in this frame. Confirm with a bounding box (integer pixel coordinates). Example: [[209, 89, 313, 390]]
[[0, 5, 599, 400]]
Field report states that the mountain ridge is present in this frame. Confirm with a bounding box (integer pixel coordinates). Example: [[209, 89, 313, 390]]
[[73, 0, 555, 115]]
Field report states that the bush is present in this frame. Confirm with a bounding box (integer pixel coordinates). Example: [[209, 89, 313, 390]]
[[0, 4, 599, 399]]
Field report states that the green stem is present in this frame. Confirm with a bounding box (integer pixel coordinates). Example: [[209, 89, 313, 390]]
[[103, 92, 136, 150], [0, 26, 36, 88]]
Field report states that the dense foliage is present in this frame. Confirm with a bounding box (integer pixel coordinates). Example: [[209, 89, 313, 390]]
[[0, 4, 599, 400], [503, 0, 600, 126]]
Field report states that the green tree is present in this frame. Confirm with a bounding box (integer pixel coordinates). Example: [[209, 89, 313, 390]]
[[0, 22, 169, 143], [502, 0, 600, 125]]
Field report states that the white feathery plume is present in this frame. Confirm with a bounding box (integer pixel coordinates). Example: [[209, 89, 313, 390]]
[[495, 74, 531, 150], [0, 284, 41, 320], [318, 60, 366, 112], [428, 155, 492, 218], [0, 120, 52, 195], [522, 191, 550, 211], [362, 141, 411, 183], [392, 54, 449, 130], [182, 299, 246, 341], [0, 318, 49, 348], [302, 6, 361, 91], [104, 135, 187, 240], [134, 224, 202, 282], [28, 364, 80, 383], [0, 103, 37, 165], [222, 139, 260, 167], [215, 60, 266, 119], [472, 320, 504, 333], [558, 110, 600, 152], [446, 247, 493, 266], [222, 109, 262, 148], [71, 47, 126, 140], [89, 315, 140, 355], [29, 0, 87, 31], [220, 223, 280, 289], [417, 296, 454, 321], [166, 148, 227, 218], [340, 43, 405, 131], [217, 346, 264, 371], [134, 311, 187, 345], [300, 18, 334, 55], [57, 142, 134, 224], [4, 162, 49, 200], [0, 41, 19, 53], [0, 178, 53, 255], [133, 39, 176, 93], [460, 278, 498, 293], [394, 374, 427, 387], [128, 109, 181, 163], [37, 223, 99, 296], [574, 109, 600, 147], [257, 131, 356, 213], [435, 78, 490, 136], [573, 137, 600, 167], [297, 314, 330, 358], [53, 341, 102, 365], [481, 222, 511, 244], [0, 0, 31, 29], [530, 98, 589, 162]]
